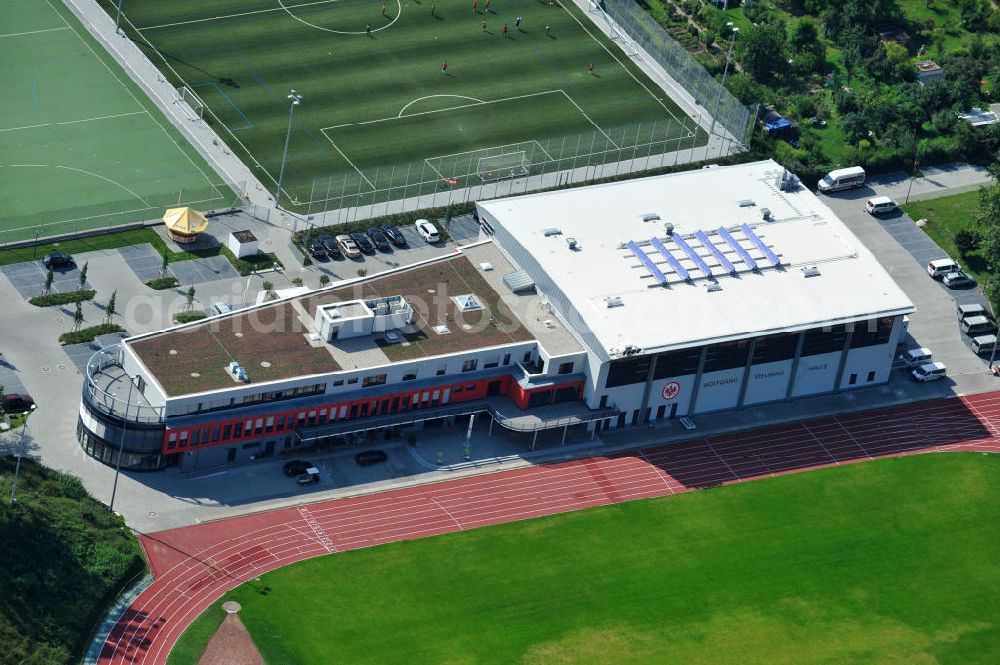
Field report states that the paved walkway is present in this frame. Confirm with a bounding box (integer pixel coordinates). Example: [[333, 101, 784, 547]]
[[868, 162, 994, 204], [95, 390, 999, 665]]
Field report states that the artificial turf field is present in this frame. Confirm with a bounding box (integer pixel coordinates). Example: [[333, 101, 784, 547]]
[[170, 454, 1000, 664], [0, 0, 229, 243], [102, 0, 703, 211]]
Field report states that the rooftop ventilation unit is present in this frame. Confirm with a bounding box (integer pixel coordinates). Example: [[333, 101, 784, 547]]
[[606, 296, 624, 308], [761, 208, 772, 221], [777, 170, 799, 192], [543, 227, 562, 237], [801, 266, 821, 277], [642, 213, 661, 222], [503, 270, 536, 294], [567, 237, 578, 250], [706, 282, 722, 292], [453, 294, 484, 311], [664, 223, 675, 237], [738, 199, 756, 207]]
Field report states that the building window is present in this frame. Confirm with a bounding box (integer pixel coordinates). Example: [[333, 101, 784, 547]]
[[466, 384, 476, 391], [265, 417, 274, 432], [363, 374, 387, 387], [254, 418, 264, 434], [168, 432, 177, 449], [403, 372, 417, 381], [222, 424, 232, 440], [484, 358, 499, 369], [462, 359, 478, 372], [606, 355, 652, 388], [179, 431, 189, 448], [347, 377, 358, 384], [653, 347, 702, 379], [333, 379, 344, 386], [436, 366, 447, 375], [703, 340, 752, 373], [523, 352, 532, 363], [276, 415, 285, 431], [557, 362, 573, 375], [751, 332, 799, 365], [190, 429, 201, 446], [849, 317, 895, 349], [233, 422, 243, 438], [848, 373, 858, 385], [453, 385, 463, 393], [801, 325, 849, 357], [867, 371, 876, 382], [211, 426, 221, 442], [502, 353, 511, 366]]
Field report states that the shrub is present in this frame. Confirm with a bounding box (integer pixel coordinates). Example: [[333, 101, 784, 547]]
[[173, 311, 208, 324], [145, 276, 179, 290], [58, 323, 125, 345], [955, 228, 981, 254], [29, 289, 96, 308]]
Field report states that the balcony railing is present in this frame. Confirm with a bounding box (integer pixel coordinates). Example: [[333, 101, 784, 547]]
[[83, 346, 164, 425]]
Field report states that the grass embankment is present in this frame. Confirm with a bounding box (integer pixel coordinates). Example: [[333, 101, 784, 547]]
[[904, 190, 987, 280], [0, 457, 145, 665], [171, 454, 1000, 665]]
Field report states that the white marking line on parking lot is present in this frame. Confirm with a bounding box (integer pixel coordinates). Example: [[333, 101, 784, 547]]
[[0, 26, 70, 38], [0, 111, 146, 133], [430, 497, 464, 530]]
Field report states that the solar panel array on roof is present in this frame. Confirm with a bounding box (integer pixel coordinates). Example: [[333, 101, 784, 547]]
[[650, 237, 690, 281], [717, 226, 758, 270], [626, 241, 667, 284], [741, 224, 782, 267], [694, 230, 735, 274], [671, 234, 713, 277]]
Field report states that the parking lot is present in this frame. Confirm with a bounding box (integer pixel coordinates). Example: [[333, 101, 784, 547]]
[[0, 258, 93, 299], [818, 185, 996, 391], [118, 244, 166, 283]]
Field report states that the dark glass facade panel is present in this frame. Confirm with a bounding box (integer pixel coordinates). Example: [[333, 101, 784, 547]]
[[801, 324, 849, 357], [752, 332, 800, 364], [702, 340, 751, 372], [605, 355, 652, 388], [849, 317, 895, 349], [652, 348, 702, 379]]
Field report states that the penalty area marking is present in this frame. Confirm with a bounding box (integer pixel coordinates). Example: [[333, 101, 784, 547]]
[[397, 95, 486, 117], [278, 0, 402, 35], [2, 164, 151, 206]]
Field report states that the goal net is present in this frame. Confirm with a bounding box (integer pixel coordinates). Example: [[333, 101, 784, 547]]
[[477, 151, 530, 182], [177, 85, 205, 119]]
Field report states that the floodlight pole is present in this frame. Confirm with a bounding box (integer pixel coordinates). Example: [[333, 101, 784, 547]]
[[274, 90, 303, 208], [708, 24, 739, 141], [109, 376, 135, 514], [9, 408, 34, 505], [115, 0, 124, 35]]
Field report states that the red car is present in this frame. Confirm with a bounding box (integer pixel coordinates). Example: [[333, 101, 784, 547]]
[[2, 393, 35, 412]]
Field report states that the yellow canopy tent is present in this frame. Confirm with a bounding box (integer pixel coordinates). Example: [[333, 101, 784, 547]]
[[162, 207, 209, 244]]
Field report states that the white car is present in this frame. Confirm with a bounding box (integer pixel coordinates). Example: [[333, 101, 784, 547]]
[[911, 361, 947, 382], [335, 234, 361, 258], [415, 219, 440, 243], [927, 258, 960, 279]]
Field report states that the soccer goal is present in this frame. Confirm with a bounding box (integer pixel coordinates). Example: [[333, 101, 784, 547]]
[[477, 151, 530, 182], [177, 85, 205, 119]]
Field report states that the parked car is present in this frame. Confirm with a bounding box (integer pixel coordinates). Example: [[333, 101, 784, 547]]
[[911, 361, 947, 382], [415, 219, 440, 243], [380, 224, 406, 247], [307, 239, 327, 260], [943, 271, 975, 289], [2, 394, 35, 413], [865, 196, 898, 215], [283, 459, 313, 477], [336, 234, 361, 258], [296, 467, 321, 485], [318, 234, 343, 259], [366, 227, 391, 252], [355, 450, 388, 467], [350, 231, 376, 255], [927, 258, 960, 280], [42, 252, 74, 269]]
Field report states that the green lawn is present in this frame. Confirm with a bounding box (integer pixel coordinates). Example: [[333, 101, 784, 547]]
[[0, 0, 230, 244], [903, 190, 989, 280], [101, 0, 702, 212], [896, 0, 980, 52], [171, 454, 1000, 665]]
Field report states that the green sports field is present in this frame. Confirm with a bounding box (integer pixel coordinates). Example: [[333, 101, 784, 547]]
[[102, 0, 702, 211], [171, 454, 1000, 664], [0, 0, 230, 244]]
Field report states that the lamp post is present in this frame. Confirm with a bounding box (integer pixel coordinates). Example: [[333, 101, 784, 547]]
[[108, 375, 135, 514], [115, 0, 124, 35], [9, 406, 35, 505], [905, 154, 920, 204], [274, 89, 303, 208], [709, 23, 739, 141]]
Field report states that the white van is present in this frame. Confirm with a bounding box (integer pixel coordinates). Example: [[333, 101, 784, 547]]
[[927, 258, 961, 279], [957, 303, 988, 321], [865, 196, 898, 215], [972, 334, 997, 356], [818, 166, 866, 193], [912, 362, 947, 382], [961, 315, 996, 336], [900, 347, 932, 368]]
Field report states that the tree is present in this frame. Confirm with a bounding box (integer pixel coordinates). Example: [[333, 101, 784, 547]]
[[44, 268, 54, 296], [160, 251, 169, 279], [78, 261, 89, 292], [737, 22, 787, 81], [976, 182, 1000, 302], [105, 290, 117, 326], [319, 274, 330, 288], [73, 301, 84, 332], [186, 286, 196, 311]]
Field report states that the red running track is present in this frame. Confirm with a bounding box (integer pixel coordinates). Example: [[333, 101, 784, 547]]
[[98, 391, 1000, 664]]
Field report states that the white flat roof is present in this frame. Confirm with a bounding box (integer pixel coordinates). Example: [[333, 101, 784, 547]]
[[480, 160, 914, 359]]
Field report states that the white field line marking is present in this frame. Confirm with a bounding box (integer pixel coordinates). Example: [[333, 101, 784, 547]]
[[137, 0, 344, 31], [44, 0, 225, 197], [558, 0, 683, 126], [322, 90, 565, 129], [0, 110, 145, 133], [4, 164, 150, 205], [318, 129, 375, 190], [556, 89, 619, 148], [278, 0, 401, 35], [397, 94, 486, 117], [424, 140, 543, 163], [533, 139, 555, 161], [0, 26, 70, 38]]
